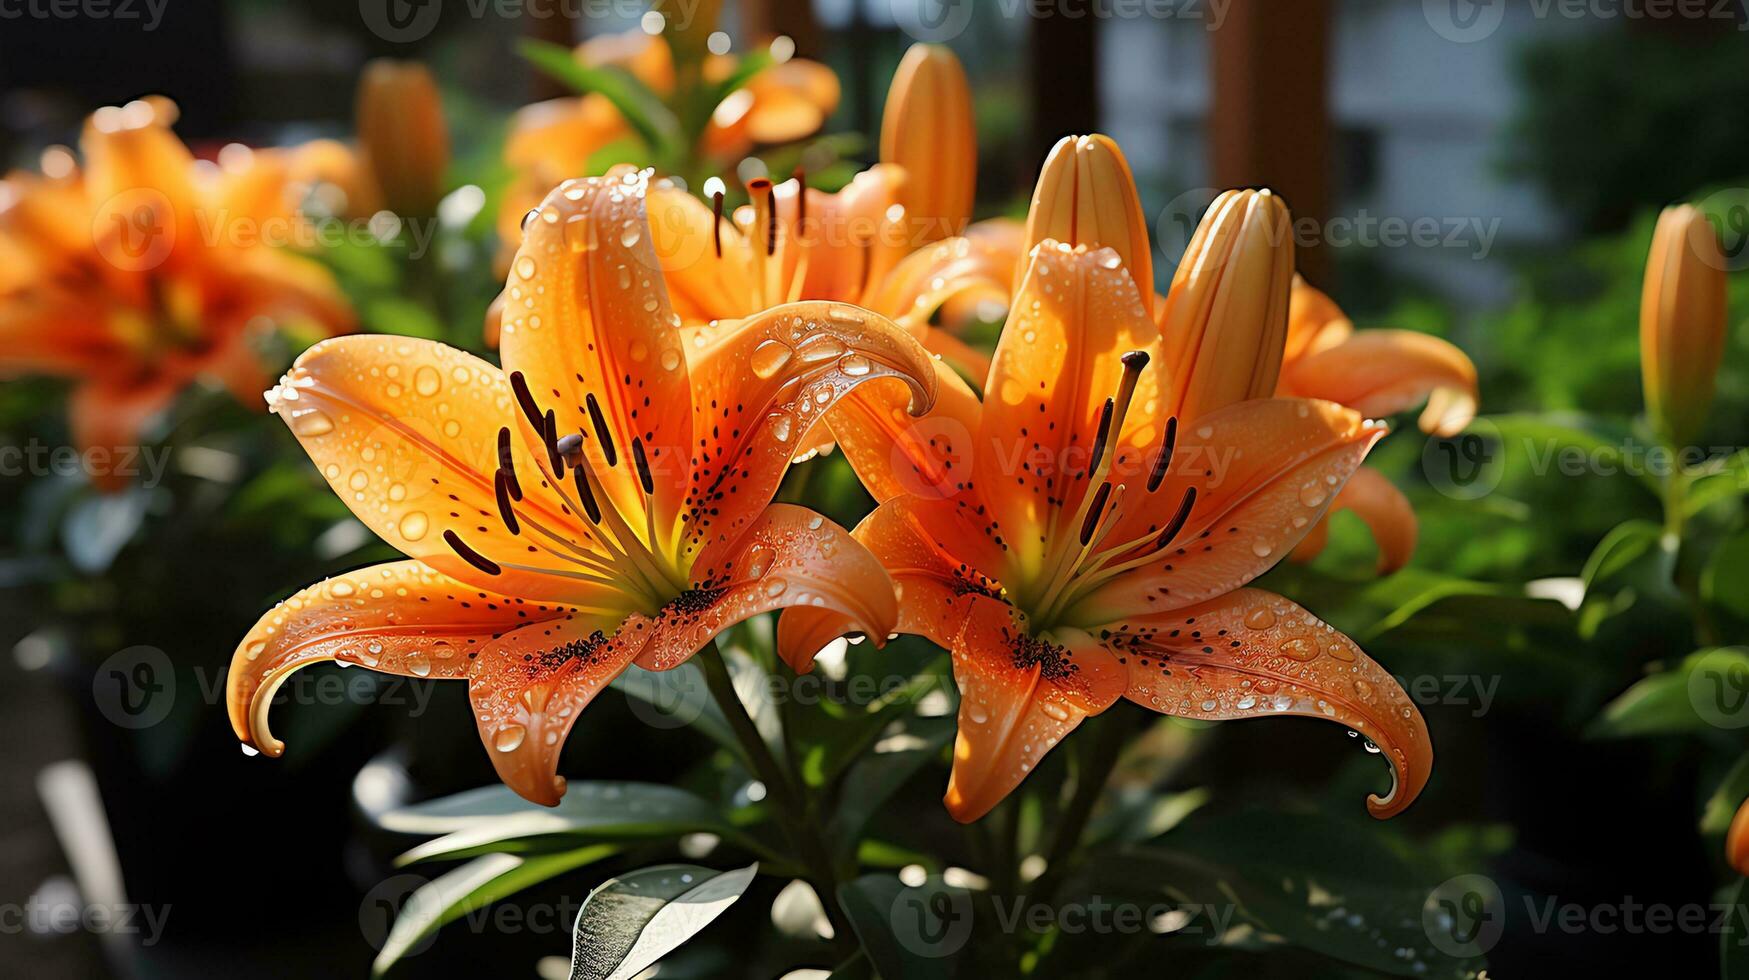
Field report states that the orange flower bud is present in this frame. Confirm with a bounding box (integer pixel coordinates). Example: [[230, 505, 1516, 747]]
[[1158, 188, 1295, 423], [879, 43, 976, 245], [1022, 133, 1154, 316], [1728, 794, 1749, 877], [355, 60, 450, 219], [1641, 203, 1728, 448]]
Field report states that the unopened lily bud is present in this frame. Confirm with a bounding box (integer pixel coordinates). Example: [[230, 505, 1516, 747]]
[[1158, 188, 1294, 423], [356, 60, 450, 219], [1641, 203, 1727, 448], [1728, 794, 1749, 877], [1022, 133, 1153, 315], [879, 43, 976, 246]]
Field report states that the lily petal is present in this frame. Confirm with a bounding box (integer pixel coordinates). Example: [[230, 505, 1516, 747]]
[[824, 357, 982, 505], [944, 595, 1124, 822], [778, 494, 1003, 668], [499, 172, 695, 532], [977, 241, 1158, 578], [677, 301, 936, 557], [1288, 467, 1418, 574], [1279, 329, 1479, 437], [638, 503, 900, 671], [266, 335, 623, 602], [227, 560, 579, 757], [1110, 588, 1431, 818], [1075, 398, 1384, 623], [468, 610, 649, 805]]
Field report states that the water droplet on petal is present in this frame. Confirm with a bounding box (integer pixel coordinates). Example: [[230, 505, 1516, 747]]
[[1279, 637, 1318, 661], [751, 340, 793, 379], [494, 725, 527, 753], [400, 512, 429, 541], [289, 409, 334, 437], [838, 353, 872, 377], [1244, 606, 1277, 630]]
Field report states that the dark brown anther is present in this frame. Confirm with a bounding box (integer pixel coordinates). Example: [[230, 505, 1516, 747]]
[[1154, 485, 1197, 551], [509, 371, 544, 432], [496, 427, 522, 501], [494, 469, 521, 535], [572, 464, 602, 523], [1087, 397, 1115, 475], [443, 530, 501, 575], [542, 409, 562, 475], [630, 437, 655, 495], [585, 392, 617, 466], [1079, 481, 1113, 546], [711, 190, 725, 259], [1147, 417, 1178, 493]]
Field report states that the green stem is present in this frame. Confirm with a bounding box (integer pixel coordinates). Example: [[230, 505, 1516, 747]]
[[696, 642, 856, 956], [1664, 466, 1722, 646], [1026, 710, 1135, 905]]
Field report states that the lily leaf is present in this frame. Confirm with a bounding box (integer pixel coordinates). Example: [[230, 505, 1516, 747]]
[[837, 874, 969, 980], [381, 782, 732, 864], [567, 862, 758, 980], [1589, 648, 1749, 738], [829, 716, 953, 852], [372, 847, 616, 975]]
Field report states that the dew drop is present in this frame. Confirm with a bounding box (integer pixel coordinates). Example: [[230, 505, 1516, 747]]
[[1298, 485, 1327, 507], [1040, 701, 1070, 722], [797, 335, 846, 363], [407, 653, 432, 677], [660, 348, 682, 371], [400, 511, 429, 541], [414, 366, 442, 397], [1251, 539, 1274, 558], [966, 702, 990, 725], [515, 256, 536, 280], [764, 578, 788, 597], [1279, 637, 1318, 661], [838, 353, 872, 377], [289, 409, 334, 437], [620, 224, 642, 248], [494, 725, 527, 752], [751, 340, 793, 378], [1244, 606, 1277, 630]]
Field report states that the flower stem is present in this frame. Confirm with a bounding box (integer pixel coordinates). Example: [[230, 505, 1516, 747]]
[[1026, 709, 1134, 905], [696, 641, 856, 955]]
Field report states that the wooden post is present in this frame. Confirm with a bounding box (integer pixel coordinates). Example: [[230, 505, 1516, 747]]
[[526, 6, 577, 102], [1026, 0, 1100, 190], [743, 0, 824, 58], [1210, 0, 1333, 283]]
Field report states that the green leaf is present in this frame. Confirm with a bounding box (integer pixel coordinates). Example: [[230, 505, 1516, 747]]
[[1590, 648, 1749, 738], [1082, 809, 1486, 979], [829, 716, 953, 850], [567, 862, 758, 980], [1086, 788, 1210, 846], [383, 782, 731, 864], [611, 662, 737, 753], [364, 296, 447, 340], [1704, 529, 1749, 619], [1686, 448, 1749, 516], [838, 874, 969, 980], [518, 40, 680, 161], [372, 847, 616, 975]]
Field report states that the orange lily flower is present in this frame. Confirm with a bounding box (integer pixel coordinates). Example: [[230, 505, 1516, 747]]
[[498, 30, 840, 267], [0, 99, 353, 490], [780, 236, 1433, 823], [355, 59, 451, 219], [778, 140, 1434, 821], [227, 173, 938, 806], [1275, 276, 1479, 572], [1728, 794, 1749, 877], [1640, 203, 1727, 449]]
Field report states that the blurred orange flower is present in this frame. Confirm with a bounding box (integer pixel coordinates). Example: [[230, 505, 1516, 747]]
[[497, 30, 839, 268], [1277, 276, 1479, 572], [0, 98, 353, 490], [228, 173, 938, 805]]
